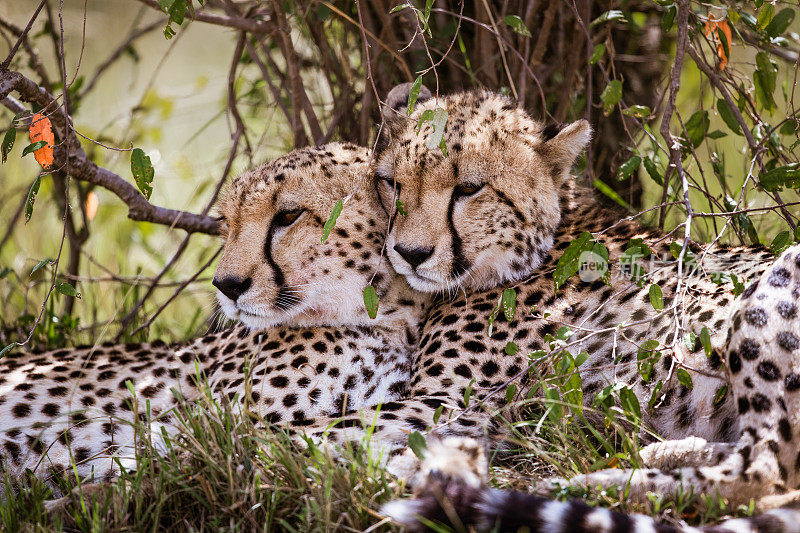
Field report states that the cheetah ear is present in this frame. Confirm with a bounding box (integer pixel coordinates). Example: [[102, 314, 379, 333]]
[[382, 82, 432, 120], [538, 119, 592, 172]]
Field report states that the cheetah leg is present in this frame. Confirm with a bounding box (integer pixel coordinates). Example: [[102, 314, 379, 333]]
[[638, 437, 736, 470], [285, 395, 496, 485], [539, 245, 800, 508]]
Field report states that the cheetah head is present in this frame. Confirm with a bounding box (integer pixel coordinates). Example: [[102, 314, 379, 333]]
[[213, 143, 391, 330], [374, 85, 591, 292]]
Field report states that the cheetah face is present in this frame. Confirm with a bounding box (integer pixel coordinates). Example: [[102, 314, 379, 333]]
[[213, 143, 388, 330], [374, 86, 591, 292]]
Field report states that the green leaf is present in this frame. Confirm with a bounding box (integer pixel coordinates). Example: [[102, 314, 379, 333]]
[[415, 109, 435, 133], [504, 341, 519, 356], [755, 52, 777, 112], [2, 126, 15, 163], [684, 331, 697, 351], [756, 3, 774, 30], [622, 105, 651, 118], [771, 230, 793, 255], [362, 285, 379, 319], [759, 163, 800, 191], [0, 343, 15, 359], [168, 0, 186, 25], [554, 232, 592, 291], [321, 199, 343, 243], [554, 232, 609, 291], [716, 99, 741, 135], [501, 288, 517, 321], [700, 327, 712, 357], [55, 281, 81, 299], [432, 405, 444, 424], [21, 140, 47, 157], [685, 110, 709, 148], [648, 379, 664, 410], [592, 179, 629, 209], [406, 75, 424, 116], [505, 384, 517, 404], [425, 108, 448, 152], [24, 175, 42, 223], [619, 386, 641, 423], [617, 155, 641, 181], [131, 148, 155, 200], [395, 199, 407, 217], [503, 15, 531, 37], [713, 384, 728, 406], [662, 6, 676, 31], [589, 44, 606, 64], [766, 8, 795, 37], [590, 10, 626, 27], [648, 284, 663, 311], [0, 267, 13, 279], [600, 80, 622, 116], [390, 3, 412, 13], [643, 157, 662, 185], [30, 258, 52, 276], [676, 368, 693, 389]]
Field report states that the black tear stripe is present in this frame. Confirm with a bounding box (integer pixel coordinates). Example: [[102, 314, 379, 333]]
[[447, 190, 471, 279], [264, 219, 295, 311]]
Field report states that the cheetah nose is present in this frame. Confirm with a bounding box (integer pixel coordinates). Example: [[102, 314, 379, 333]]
[[393, 243, 434, 269], [212, 276, 252, 302]]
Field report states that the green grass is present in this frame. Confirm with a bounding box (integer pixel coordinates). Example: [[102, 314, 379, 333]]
[[1, 363, 759, 532], [1, 386, 407, 532]]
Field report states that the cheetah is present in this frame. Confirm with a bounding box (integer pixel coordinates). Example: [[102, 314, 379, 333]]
[[304, 86, 800, 528], [382, 437, 800, 532], [0, 142, 429, 488]]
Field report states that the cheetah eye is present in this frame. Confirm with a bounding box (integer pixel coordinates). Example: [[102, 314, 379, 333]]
[[454, 183, 484, 197], [379, 175, 401, 194], [273, 208, 305, 227]]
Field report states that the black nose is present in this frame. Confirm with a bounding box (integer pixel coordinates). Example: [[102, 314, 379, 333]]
[[212, 276, 252, 302], [393, 243, 434, 268]]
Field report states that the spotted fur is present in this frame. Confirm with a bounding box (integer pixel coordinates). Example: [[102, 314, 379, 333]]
[[0, 143, 429, 488], [312, 88, 800, 530], [383, 437, 800, 532]]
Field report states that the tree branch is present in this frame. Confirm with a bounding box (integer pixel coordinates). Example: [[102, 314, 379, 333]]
[[0, 68, 221, 235], [133, 0, 272, 35]]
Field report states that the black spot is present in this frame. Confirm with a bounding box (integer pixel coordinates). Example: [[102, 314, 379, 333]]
[[757, 360, 781, 381], [270, 376, 289, 388], [739, 338, 761, 360], [777, 332, 799, 352], [768, 267, 791, 287], [737, 396, 750, 414], [776, 301, 798, 319], [744, 307, 767, 327], [729, 350, 742, 373], [751, 393, 772, 412], [779, 418, 792, 441], [786, 373, 800, 391]]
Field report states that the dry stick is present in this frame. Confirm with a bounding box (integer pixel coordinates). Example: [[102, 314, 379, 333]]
[[479, 0, 517, 100], [657, 0, 689, 229], [430, 8, 552, 121], [0, 0, 46, 69], [116, 128, 242, 340], [133, 0, 272, 35], [687, 44, 798, 231], [78, 19, 162, 98], [0, 70, 220, 235], [0, 14, 52, 87], [0, 191, 29, 254], [128, 247, 223, 338], [271, 3, 309, 148]]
